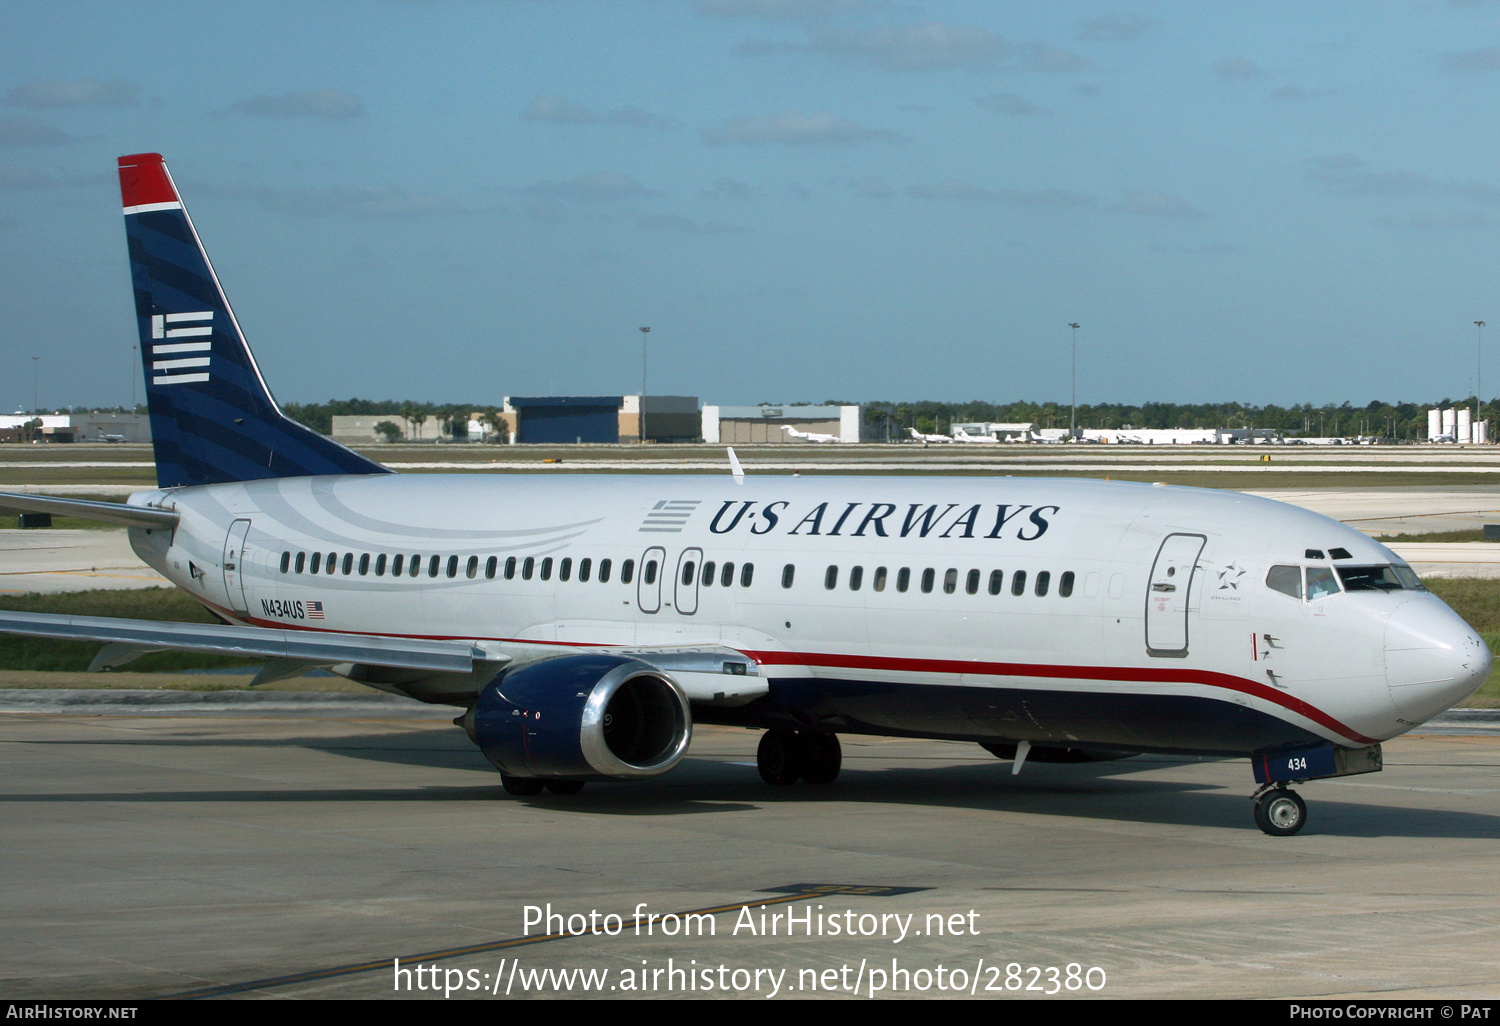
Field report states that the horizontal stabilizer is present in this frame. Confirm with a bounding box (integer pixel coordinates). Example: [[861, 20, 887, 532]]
[[0, 491, 179, 530]]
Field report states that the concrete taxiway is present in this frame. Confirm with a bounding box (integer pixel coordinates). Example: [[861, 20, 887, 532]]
[[3, 699, 1499, 1000]]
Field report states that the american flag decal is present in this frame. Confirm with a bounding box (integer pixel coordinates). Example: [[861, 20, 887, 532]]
[[640, 499, 701, 533], [307, 600, 325, 619], [149, 311, 212, 385]]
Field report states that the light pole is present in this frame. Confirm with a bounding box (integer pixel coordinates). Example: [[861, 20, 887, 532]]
[[1068, 323, 1080, 440], [639, 326, 650, 444], [32, 356, 38, 414], [1477, 321, 1486, 444]]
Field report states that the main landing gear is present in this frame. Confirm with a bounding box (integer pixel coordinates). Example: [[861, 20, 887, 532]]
[[1251, 783, 1306, 836], [757, 729, 841, 786]]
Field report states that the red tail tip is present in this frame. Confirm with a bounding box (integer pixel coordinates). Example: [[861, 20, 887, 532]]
[[118, 152, 177, 209]]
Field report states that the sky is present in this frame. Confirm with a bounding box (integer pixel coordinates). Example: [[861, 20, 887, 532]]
[[4, 1, 1500, 413]]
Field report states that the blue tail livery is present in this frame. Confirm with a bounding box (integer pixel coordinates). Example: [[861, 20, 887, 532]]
[[119, 152, 390, 489]]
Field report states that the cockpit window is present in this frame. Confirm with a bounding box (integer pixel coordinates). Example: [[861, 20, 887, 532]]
[[1305, 566, 1340, 600], [1266, 565, 1301, 598], [1338, 564, 1425, 592]]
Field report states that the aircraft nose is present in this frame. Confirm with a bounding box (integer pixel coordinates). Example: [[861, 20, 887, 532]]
[[1384, 595, 1491, 722]]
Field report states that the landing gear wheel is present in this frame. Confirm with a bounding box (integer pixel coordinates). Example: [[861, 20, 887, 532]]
[[501, 774, 544, 796], [800, 733, 842, 785], [1254, 787, 1307, 836], [757, 729, 804, 785], [544, 780, 585, 795]]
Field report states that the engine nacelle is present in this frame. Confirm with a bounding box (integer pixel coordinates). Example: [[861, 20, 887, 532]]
[[468, 654, 692, 781]]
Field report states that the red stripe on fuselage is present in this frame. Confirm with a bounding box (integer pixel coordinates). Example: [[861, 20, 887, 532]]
[[207, 598, 1377, 746]]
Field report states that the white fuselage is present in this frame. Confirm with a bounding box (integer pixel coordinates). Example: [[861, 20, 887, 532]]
[[127, 474, 1488, 755]]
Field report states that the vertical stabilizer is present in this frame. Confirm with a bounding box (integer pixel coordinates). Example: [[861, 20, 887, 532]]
[[119, 153, 391, 488]]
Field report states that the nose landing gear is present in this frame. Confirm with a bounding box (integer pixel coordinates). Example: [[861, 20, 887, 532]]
[[1252, 784, 1306, 836]]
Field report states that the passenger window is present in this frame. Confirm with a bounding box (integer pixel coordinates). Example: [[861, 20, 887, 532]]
[[897, 567, 910, 593], [622, 559, 635, 584], [310, 552, 322, 574], [1306, 566, 1339, 600], [825, 565, 839, 590], [849, 566, 863, 591], [578, 557, 591, 582], [295, 552, 305, 574], [505, 556, 517, 580], [358, 553, 370, 576], [1011, 570, 1027, 596], [409, 555, 421, 578], [988, 570, 1003, 596], [702, 561, 716, 586], [342, 553, 354, 575], [428, 555, 440, 578], [540, 557, 553, 581], [943, 569, 957, 594], [873, 566, 887, 592], [966, 569, 980, 595], [1059, 571, 1074, 597], [600, 558, 613, 583], [921, 568, 935, 594], [447, 555, 459, 579], [280, 552, 290, 574], [782, 563, 795, 588], [326, 552, 337, 575], [375, 553, 387, 577], [721, 562, 735, 588], [391, 554, 404, 576], [485, 556, 498, 580], [643, 559, 657, 585], [681, 561, 696, 586], [1035, 571, 1050, 597], [741, 563, 753, 587], [1266, 565, 1300, 599], [467, 555, 479, 579], [559, 557, 571, 582], [522, 556, 535, 580]]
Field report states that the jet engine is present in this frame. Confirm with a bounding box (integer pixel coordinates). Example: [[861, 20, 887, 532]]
[[465, 654, 691, 781]]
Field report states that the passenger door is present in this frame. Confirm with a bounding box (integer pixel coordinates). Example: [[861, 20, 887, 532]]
[[1146, 533, 1205, 657], [637, 545, 665, 614], [222, 518, 252, 616], [674, 547, 702, 615]]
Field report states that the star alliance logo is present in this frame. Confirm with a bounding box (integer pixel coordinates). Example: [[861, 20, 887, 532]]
[[1217, 562, 1247, 590]]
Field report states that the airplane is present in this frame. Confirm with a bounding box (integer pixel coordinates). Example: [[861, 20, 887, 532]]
[[906, 426, 952, 444], [781, 425, 840, 444], [0, 152, 1490, 837], [951, 426, 1000, 444]]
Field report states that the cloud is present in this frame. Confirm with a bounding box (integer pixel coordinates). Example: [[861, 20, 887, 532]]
[[520, 95, 674, 128], [905, 179, 1094, 207], [1020, 43, 1093, 72], [637, 213, 749, 233], [3, 78, 139, 108], [1372, 211, 1491, 230], [0, 118, 71, 146], [1444, 47, 1500, 71], [1305, 155, 1500, 203], [807, 22, 1008, 71], [208, 183, 468, 218], [226, 89, 365, 120], [696, 0, 866, 19], [1213, 58, 1264, 79], [1117, 189, 1207, 218], [847, 175, 893, 198], [1074, 13, 1151, 42], [523, 171, 659, 202], [976, 92, 1051, 116], [699, 177, 753, 199], [701, 110, 899, 145]]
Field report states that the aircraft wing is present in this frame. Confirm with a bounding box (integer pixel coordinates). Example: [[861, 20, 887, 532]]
[[0, 610, 490, 683], [0, 491, 179, 530]]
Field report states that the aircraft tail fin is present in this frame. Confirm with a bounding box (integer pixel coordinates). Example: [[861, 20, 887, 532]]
[[118, 153, 391, 489]]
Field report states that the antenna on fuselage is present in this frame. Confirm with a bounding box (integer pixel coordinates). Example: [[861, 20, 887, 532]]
[[726, 446, 744, 485]]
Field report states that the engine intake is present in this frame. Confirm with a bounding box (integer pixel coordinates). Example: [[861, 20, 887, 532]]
[[468, 654, 691, 780]]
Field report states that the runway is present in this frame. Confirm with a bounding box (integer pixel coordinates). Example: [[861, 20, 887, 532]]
[[4, 701, 1499, 1000]]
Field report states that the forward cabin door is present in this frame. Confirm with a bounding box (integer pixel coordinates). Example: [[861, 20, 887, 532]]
[[1145, 533, 1205, 657], [222, 518, 252, 616]]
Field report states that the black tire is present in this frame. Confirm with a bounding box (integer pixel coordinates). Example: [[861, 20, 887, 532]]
[[544, 780, 585, 795], [757, 728, 804, 785], [1254, 788, 1307, 836], [501, 774, 544, 796], [800, 733, 842, 785]]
